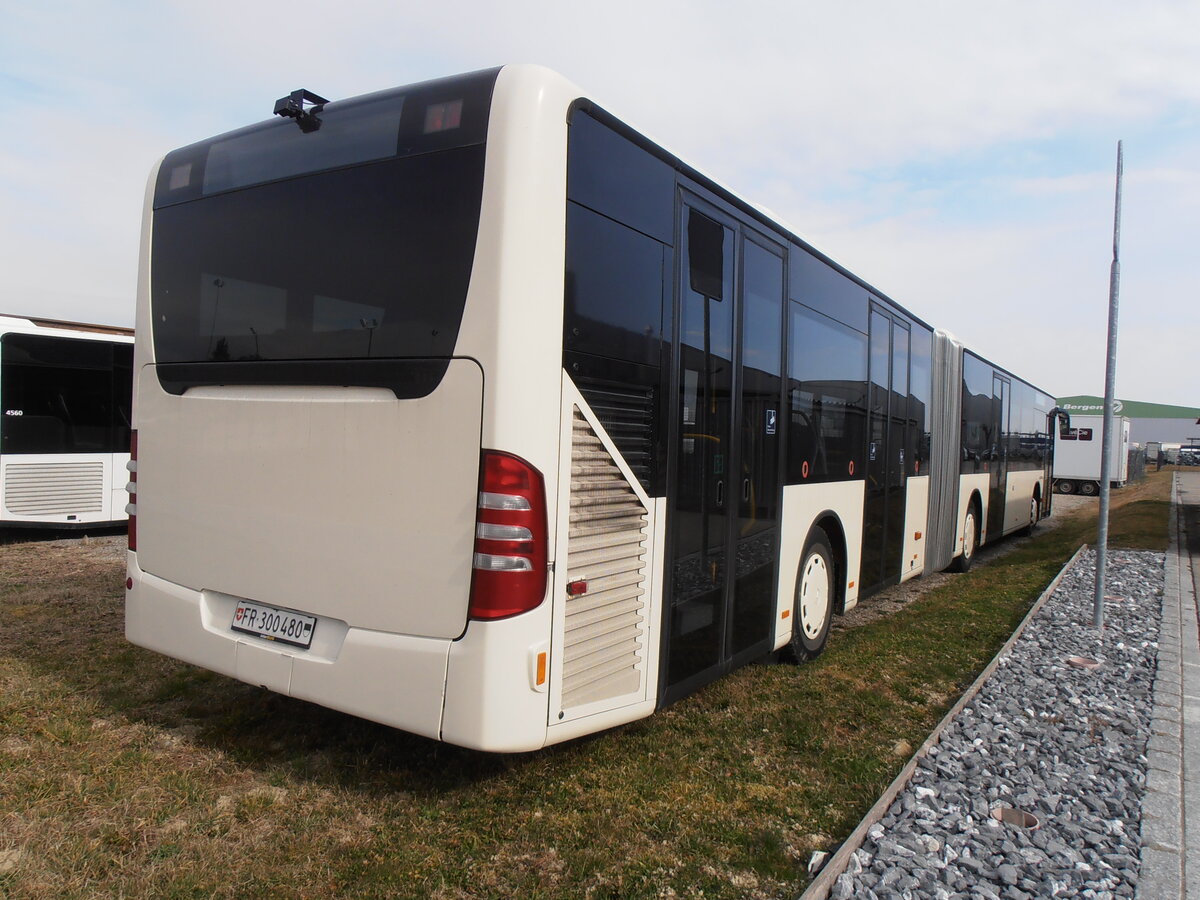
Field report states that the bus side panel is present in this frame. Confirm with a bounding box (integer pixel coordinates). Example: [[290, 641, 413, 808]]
[[441, 603, 554, 752], [110, 452, 131, 522], [1003, 469, 1044, 534], [956, 472, 991, 551], [900, 474, 930, 582], [775, 480, 865, 650]]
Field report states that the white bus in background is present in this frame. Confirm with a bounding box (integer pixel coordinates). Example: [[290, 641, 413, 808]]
[[126, 66, 1057, 752], [0, 314, 133, 527], [1052, 414, 1131, 495]]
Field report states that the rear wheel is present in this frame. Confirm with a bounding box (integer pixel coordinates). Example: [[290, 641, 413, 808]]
[[1022, 496, 1041, 535], [950, 505, 978, 573], [1057, 480, 1075, 494], [1079, 481, 1099, 496], [791, 532, 834, 662]]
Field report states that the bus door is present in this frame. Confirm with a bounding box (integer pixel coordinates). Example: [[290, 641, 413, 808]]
[[662, 197, 785, 702], [862, 307, 909, 590], [987, 374, 1010, 539]]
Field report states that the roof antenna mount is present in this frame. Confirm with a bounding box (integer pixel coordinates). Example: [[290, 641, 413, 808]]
[[273, 89, 329, 133]]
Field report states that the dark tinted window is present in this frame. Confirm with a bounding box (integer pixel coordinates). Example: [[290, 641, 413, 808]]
[[564, 203, 665, 368], [202, 95, 403, 196], [961, 353, 994, 472], [688, 212, 726, 300], [787, 303, 867, 481], [564, 109, 676, 497], [151, 148, 485, 368], [1010, 380, 1052, 467], [788, 248, 869, 333], [567, 110, 674, 244], [156, 69, 498, 207], [741, 242, 784, 378], [910, 325, 932, 471], [891, 322, 910, 484], [1, 334, 132, 454]]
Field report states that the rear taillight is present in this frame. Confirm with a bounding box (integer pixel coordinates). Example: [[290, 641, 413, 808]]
[[126, 429, 137, 552], [469, 451, 548, 620]]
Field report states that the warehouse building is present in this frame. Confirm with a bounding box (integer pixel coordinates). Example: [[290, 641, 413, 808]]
[[1056, 395, 1200, 447]]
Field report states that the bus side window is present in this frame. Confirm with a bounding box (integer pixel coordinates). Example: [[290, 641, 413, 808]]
[[687, 211, 725, 301], [787, 302, 867, 481]]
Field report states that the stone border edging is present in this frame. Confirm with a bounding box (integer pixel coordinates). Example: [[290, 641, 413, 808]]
[[798, 542, 1090, 900]]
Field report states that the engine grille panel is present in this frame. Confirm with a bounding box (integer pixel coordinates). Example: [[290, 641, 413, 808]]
[[3, 461, 105, 516], [562, 408, 649, 710]]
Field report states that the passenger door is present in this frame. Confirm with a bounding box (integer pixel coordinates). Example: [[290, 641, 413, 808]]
[[861, 307, 910, 591], [987, 374, 1010, 540], [662, 195, 784, 702]]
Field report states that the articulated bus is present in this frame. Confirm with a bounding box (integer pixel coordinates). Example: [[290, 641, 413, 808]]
[[1, 314, 133, 527], [127, 66, 1056, 751]]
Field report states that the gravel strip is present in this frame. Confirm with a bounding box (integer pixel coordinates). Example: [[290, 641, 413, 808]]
[[829, 548, 1164, 900]]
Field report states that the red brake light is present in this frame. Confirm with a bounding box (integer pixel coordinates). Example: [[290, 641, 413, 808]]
[[127, 429, 138, 552], [469, 451, 548, 620]]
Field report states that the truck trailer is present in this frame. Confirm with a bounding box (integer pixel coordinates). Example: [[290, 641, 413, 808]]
[[1052, 414, 1130, 495]]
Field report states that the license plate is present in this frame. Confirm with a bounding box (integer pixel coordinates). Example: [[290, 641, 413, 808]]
[[231, 601, 316, 649]]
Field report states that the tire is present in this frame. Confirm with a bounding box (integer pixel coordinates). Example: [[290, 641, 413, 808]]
[[1079, 481, 1099, 496], [1057, 480, 1075, 495], [950, 504, 978, 573], [791, 531, 834, 662], [1021, 496, 1041, 536]]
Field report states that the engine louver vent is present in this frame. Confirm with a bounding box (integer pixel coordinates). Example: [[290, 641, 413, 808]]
[[563, 408, 649, 710], [3, 461, 104, 516], [575, 380, 654, 491]]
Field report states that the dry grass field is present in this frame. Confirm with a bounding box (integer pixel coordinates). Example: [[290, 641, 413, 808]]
[[0, 471, 1172, 898]]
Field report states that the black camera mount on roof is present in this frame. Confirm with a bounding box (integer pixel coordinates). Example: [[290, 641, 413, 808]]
[[273, 89, 329, 133]]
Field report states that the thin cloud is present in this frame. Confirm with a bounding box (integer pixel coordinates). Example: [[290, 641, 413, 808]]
[[0, 0, 1196, 405]]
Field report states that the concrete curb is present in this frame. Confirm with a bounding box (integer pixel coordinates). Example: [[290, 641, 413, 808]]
[[798, 542, 1090, 900]]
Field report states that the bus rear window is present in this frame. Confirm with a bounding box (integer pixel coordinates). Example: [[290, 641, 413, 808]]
[[201, 94, 404, 197], [155, 68, 498, 206], [150, 147, 485, 369]]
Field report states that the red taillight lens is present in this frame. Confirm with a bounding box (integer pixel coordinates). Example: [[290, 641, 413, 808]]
[[126, 429, 137, 552], [469, 451, 548, 620]]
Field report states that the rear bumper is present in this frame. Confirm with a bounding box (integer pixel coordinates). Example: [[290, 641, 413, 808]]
[[125, 553, 451, 740]]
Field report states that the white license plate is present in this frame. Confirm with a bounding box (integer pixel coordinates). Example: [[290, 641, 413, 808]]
[[231, 601, 316, 649]]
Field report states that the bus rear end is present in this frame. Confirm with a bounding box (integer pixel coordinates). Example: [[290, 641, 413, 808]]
[[127, 69, 529, 746]]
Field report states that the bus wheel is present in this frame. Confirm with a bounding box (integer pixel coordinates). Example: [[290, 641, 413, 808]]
[[1022, 496, 1040, 535], [792, 532, 834, 662], [1057, 480, 1075, 494], [951, 505, 978, 573], [1080, 481, 1099, 496]]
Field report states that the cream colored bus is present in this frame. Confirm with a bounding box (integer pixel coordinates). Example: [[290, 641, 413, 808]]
[[127, 66, 1056, 751]]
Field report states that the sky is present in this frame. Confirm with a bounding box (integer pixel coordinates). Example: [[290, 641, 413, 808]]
[[1, 0, 1197, 407]]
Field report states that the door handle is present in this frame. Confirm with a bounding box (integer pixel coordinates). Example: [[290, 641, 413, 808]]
[[742, 478, 751, 502], [716, 479, 724, 507]]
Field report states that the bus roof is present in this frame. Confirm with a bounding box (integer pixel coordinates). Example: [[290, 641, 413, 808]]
[[0, 313, 134, 338]]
